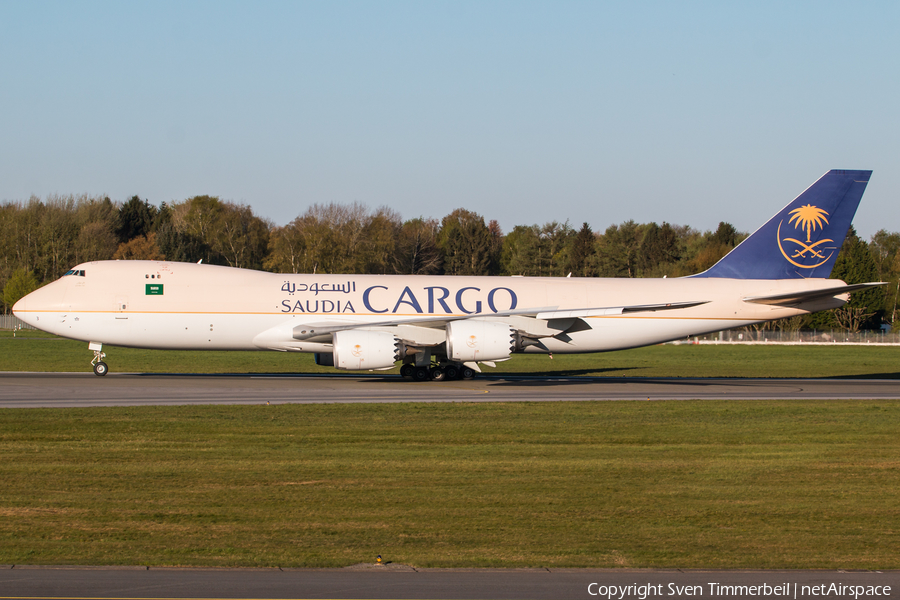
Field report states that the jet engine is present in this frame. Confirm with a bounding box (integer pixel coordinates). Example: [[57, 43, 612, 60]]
[[331, 329, 400, 370], [446, 320, 515, 362]]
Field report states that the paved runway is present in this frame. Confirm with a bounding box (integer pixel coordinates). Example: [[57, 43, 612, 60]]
[[0, 372, 898, 407], [3, 373, 898, 599], [2, 565, 897, 599]]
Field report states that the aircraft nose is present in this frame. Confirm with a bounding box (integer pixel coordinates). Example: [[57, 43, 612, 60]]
[[12, 294, 26, 314], [12, 294, 31, 326], [12, 282, 66, 328]]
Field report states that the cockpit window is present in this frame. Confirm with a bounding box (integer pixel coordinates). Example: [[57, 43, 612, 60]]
[[63, 269, 86, 277]]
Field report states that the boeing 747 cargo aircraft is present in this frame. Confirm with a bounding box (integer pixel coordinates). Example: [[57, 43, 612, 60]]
[[13, 170, 883, 380]]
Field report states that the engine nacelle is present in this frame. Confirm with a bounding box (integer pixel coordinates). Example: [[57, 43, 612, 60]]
[[332, 329, 400, 370], [446, 320, 515, 362]]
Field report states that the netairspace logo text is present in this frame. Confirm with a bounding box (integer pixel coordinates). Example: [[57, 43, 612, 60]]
[[587, 582, 892, 599]]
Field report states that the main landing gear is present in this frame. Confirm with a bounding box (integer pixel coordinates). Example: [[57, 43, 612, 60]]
[[89, 341, 108, 376], [400, 362, 476, 382]]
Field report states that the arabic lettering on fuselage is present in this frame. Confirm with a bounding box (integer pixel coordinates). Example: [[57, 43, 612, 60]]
[[279, 284, 518, 315], [280, 281, 356, 295]]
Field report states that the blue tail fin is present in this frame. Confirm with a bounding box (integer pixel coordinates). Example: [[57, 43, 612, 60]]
[[694, 169, 872, 279]]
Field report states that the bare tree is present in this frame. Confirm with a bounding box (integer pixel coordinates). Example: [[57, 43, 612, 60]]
[[832, 305, 876, 333], [394, 217, 443, 274]]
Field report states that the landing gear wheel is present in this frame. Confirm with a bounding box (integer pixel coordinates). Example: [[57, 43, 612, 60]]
[[461, 366, 476, 380], [400, 364, 415, 379], [89, 344, 107, 376], [430, 367, 445, 381], [413, 366, 430, 381], [444, 365, 460, 380]]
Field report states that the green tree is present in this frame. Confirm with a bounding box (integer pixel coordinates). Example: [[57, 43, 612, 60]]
[[178, 195, 226, 265], [500, 224, 542, 276], [805, 226, 884, 331], [832, 227, 884, 330], [212, 203, 271, 270], [265, 203, 389, 275], [160, 196, 270, 268], [637, 222, 680, 277], [156, 223, 211, 264], [870, 229, 900, 325], [39, 196, 78, 281], [0, 203, 21, 291], [361, 207, 402, 274], [264, 222, 306, 274], [2, 269, 38, 314], [153, 201, 211, 263], [437, 208, 495, 276], [268, 208, 336, 274], [117, 196, 157, 243], [567, 222, 597, 277], [157, 197, 217, 265], [711, 221, 738, 247], [539, 221, 574, 277], [488, 219, 504, 275], [75, 196, 120, 263], [596, 220, 642, 277], [684, 222, 742, 275]]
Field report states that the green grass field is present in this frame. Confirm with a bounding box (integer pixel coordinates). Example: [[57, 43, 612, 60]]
[[2, 332, 900, 568], [1, 401, 899, 568], [3, 330, 900, 378]]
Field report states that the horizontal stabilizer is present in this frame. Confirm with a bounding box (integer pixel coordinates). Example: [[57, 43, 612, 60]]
[[743, 282, 886, 306]]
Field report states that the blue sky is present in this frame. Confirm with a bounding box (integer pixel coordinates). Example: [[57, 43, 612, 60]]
[[1, 1, 897, 239]]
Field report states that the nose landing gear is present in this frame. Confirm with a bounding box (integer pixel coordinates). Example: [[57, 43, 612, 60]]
[[93, 360, 109, 376], [89, 341, 108, 376]]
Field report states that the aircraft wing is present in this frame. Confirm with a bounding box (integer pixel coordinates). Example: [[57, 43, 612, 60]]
[[743, 282, 886, 307], [534, 300, 709, 319], [291, 300, 709, 344]]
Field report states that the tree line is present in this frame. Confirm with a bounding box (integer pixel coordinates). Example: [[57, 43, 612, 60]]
[[2, 194, 897, 331]]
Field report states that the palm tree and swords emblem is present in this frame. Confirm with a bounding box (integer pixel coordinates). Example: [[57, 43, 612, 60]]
[[776, 204, 835, 268]]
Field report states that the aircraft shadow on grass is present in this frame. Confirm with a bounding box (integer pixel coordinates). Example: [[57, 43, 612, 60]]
[[825, 372, 900, 380]]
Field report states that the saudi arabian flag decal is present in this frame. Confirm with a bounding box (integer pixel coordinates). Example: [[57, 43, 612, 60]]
[[145, 284, 164, 295]]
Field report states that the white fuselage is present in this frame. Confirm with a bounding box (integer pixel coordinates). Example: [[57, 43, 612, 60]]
[[13, 260, 846, 356]]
